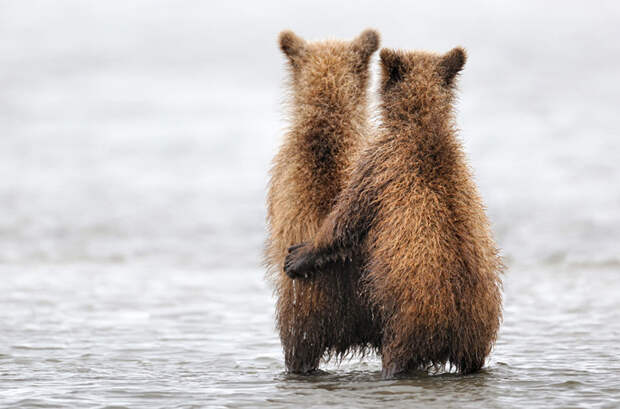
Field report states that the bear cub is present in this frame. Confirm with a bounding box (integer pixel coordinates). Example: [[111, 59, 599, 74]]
[[265, 29, 381, 374], [285, 47, 503, 378]]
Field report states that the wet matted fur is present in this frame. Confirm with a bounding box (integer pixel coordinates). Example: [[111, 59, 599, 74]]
[[285, 47, 503, 377], [265, 29, 381, 373]]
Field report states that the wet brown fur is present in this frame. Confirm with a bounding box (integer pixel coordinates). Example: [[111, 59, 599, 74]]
[[285, 47, 503, 377], [265, 29, 381, 373]]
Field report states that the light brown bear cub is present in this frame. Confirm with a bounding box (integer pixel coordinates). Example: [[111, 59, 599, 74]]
[[285, 47, 503, 377], [265, 29, 381, 374]]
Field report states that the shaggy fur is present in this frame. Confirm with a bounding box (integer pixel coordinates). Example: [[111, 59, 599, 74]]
[[285, 47, 503, 377], [265, 29, 381, 373]]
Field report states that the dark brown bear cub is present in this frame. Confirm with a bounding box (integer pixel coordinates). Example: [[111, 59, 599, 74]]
[[285, 47, 503, 378], [265, 29, 381, 374]]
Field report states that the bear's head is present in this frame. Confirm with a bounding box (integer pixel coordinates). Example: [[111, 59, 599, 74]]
[[379, 47, 466, 123], [279, 29, 380, 111]]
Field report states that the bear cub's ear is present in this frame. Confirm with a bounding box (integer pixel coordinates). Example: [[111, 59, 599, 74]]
[[380, 48, 406, 89], [439, 47, 467, 86], [351, 29, 380, 62], [279, 30, 306, 63]]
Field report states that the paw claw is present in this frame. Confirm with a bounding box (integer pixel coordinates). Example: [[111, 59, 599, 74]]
[[287, 243, 306, 252], [283, 242, 316, 280]]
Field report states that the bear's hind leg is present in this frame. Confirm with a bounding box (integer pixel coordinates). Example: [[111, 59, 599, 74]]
[[380, 342, 410, 379], [379, 325, 430, 378], [450, 350, 485, 375], [380, 356, 409, 379], [278, 274, 348, 374], [280, 302, 327, 374], [283, 342, 323, 374]]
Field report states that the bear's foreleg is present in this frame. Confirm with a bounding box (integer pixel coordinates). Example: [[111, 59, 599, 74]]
[[284, 242, 354, 279]]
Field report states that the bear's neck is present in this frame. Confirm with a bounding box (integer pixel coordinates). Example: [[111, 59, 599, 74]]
[[382, 100, 454, 145], [381, 103, 463, 175], [292, 99, 367, 147]]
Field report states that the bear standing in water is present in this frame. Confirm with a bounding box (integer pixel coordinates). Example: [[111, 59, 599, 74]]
[[285, 47, 503, 377], [265, 29, 382, 373]]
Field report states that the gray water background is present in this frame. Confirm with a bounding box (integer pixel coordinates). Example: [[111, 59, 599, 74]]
[[1, 1, 619, 407]]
